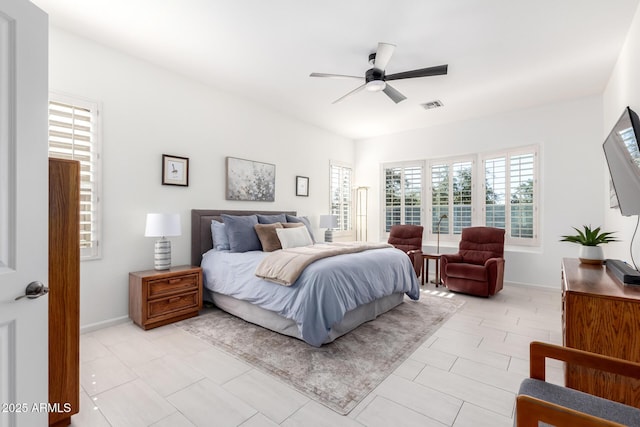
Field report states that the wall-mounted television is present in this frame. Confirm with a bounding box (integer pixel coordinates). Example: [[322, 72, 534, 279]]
[[603, 106, 640, 216]]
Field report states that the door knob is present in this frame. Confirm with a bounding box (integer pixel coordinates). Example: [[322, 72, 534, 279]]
[[15, 281, 49, 300]]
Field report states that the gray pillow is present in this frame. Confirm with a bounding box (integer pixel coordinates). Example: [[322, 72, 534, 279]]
[[285, 215, 316, 243], [257, 213, 287, 224], [221, 214, 261, 252], [210, 220, 230, 251]]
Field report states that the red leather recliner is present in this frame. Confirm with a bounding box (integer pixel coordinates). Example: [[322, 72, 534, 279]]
[[440, 226, 505, 297], [388, 224, 423, 278]]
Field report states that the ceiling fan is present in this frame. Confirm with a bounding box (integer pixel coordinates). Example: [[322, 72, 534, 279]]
[[310, 42, 448, 104]]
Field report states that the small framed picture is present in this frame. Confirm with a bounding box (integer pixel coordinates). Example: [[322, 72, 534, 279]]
[[296, 176, 309, 197], [162, 154, 189, 186]]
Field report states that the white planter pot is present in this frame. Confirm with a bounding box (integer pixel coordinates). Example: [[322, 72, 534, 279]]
[[578, 245, 604, 265]]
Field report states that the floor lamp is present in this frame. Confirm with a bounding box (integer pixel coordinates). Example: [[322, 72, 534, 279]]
[[356, 186, 369, 241], [436, 213, 448, 254]]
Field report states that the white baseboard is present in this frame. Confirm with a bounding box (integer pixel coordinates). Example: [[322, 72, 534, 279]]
[[80, 315, 131, 334]]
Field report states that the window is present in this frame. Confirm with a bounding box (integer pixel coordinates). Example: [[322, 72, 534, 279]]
[[483, 147, 537, 245], [429, 158, 473, 238], [48, 93, 102, 259], [382, 162, 423, 232], [329, 162, 352, 232]]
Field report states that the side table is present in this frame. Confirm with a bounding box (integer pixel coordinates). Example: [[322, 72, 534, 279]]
[[129, 265, 203, 330], [422, 253, 442, 287]]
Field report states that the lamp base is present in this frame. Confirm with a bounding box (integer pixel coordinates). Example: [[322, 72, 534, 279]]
[[154, 239, 171, 270], [324, 230, 333, 243]]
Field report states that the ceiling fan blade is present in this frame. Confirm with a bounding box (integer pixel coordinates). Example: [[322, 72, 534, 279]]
[[373, 42, 395, 70], [385, 64, 448, 81], [382, 84, 407, 104], [310, 72, 364, 80], [332, 83, 367, 104]]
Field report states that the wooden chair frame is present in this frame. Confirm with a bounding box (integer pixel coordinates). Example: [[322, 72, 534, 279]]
[[516, 341, 640, 427]]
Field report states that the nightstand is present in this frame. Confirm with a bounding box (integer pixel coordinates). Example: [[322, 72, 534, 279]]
[[129, 265, 203, 330]]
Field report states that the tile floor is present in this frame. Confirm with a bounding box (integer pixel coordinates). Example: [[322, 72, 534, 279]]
[[72, 283, 563, 427]]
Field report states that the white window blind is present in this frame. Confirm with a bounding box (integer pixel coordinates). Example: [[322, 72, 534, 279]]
[[330, 162, 352, 231], [382, 162, 423, 232], [48, 94, 101, 259], [483, 148, 537, 245]]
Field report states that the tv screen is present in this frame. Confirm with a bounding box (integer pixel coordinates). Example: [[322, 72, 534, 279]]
[[603, 106, 640, 216]]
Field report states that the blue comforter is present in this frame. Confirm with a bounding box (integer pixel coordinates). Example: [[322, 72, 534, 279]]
[[201, 246, 420, 346]]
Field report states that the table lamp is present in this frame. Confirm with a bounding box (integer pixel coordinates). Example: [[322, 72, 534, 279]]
[[145, 213, 181, 270], [319, 214, 338, 243]]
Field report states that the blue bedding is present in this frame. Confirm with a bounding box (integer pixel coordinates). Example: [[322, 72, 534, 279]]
[[201, 246, 420, 347]]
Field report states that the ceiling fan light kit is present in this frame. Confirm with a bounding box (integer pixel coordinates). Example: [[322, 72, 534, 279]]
[[365, 80, 386, 92], [310, 42, 448, 104]]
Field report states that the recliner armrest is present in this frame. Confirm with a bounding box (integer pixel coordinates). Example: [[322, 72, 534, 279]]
[[440, 254, 463, 263], [483, 256, 503, 267], [406, 249, 422, 256]]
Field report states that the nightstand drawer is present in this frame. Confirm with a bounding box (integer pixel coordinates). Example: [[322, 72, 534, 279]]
[[147, 273, 199, 299], [148, 291, 199, 318]]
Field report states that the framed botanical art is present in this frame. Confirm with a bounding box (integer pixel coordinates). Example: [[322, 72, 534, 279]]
[[296, 176, 309, 196], [162, 154, 189, 186], [225, 156, 276, 201]]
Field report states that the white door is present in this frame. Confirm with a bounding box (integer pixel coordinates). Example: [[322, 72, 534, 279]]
[[0, 0, 49, 426]]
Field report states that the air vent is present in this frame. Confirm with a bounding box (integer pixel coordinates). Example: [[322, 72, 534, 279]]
[[421, 100, 444, 110]]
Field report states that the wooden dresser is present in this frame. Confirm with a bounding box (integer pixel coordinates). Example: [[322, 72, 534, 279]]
[[49, 158, 80, 426], [562, 258, 640, 406]]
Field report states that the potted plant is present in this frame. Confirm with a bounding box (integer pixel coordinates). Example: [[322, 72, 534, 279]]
[[560, 225, 618, 264]]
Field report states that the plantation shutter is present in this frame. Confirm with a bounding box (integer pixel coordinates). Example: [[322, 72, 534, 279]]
[[383, 163, 423, 232], [48, 95, 101, 259], [330, 162, 352, 231]]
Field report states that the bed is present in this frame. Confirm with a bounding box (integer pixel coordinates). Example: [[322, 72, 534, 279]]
[[191, 209, 420, 346]]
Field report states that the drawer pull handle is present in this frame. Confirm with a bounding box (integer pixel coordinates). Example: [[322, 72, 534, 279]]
[[168, 297, 181, 303], [168, 278, 182, 284]]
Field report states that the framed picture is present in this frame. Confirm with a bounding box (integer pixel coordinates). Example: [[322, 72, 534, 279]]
[[226, 156, 276, 201], [296, 176, 309, 197], [162, 154, 189, 186]]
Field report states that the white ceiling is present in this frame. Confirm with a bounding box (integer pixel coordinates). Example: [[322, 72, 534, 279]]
[[32, 0, 640, 140]]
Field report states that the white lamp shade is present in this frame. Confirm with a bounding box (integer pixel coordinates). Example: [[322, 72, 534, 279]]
[[145, 213, 181, 237], [319, 214, 338, 229]]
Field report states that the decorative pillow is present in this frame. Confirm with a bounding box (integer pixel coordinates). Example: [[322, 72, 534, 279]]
[[257, 213, 287, 224], [254, 223, 284, 252], [220, 214, 261, 252], [285, 215, 316, 243], [276, 226, 313, 249], [211, 220, 230, 251], [282, 222, 304, 229]]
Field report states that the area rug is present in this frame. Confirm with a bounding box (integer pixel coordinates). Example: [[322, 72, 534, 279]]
[[176, 293, 464, 414]]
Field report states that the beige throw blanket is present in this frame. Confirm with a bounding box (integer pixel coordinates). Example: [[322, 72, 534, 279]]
[[255, 242, 393, 286]]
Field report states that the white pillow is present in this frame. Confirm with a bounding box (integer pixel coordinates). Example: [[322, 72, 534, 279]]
[[276, 226, 313, 249]]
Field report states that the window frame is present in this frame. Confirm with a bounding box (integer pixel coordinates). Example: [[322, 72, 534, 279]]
[[48, 92, 102, 260], [427, 156, 476, 242], [481, 145, 539, 246], [329, 160, 353, 238], [380, 160, 425, 237]]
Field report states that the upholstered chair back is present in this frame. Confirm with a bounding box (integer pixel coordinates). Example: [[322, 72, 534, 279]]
[[458, 227, 505, 265], [388, 225, 423, 252]]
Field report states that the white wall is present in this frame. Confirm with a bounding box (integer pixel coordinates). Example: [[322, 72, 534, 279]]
[[603, 3, 640, 266], [355, 97, 604, 288], [49, 28, 354, 329]]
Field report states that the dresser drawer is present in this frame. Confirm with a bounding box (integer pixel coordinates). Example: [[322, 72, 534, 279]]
[[148, 291, 199, 319], [147, 273, 199, 299]]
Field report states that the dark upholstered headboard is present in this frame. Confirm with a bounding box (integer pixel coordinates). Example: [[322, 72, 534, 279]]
[[191, 209, 297, 266]]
